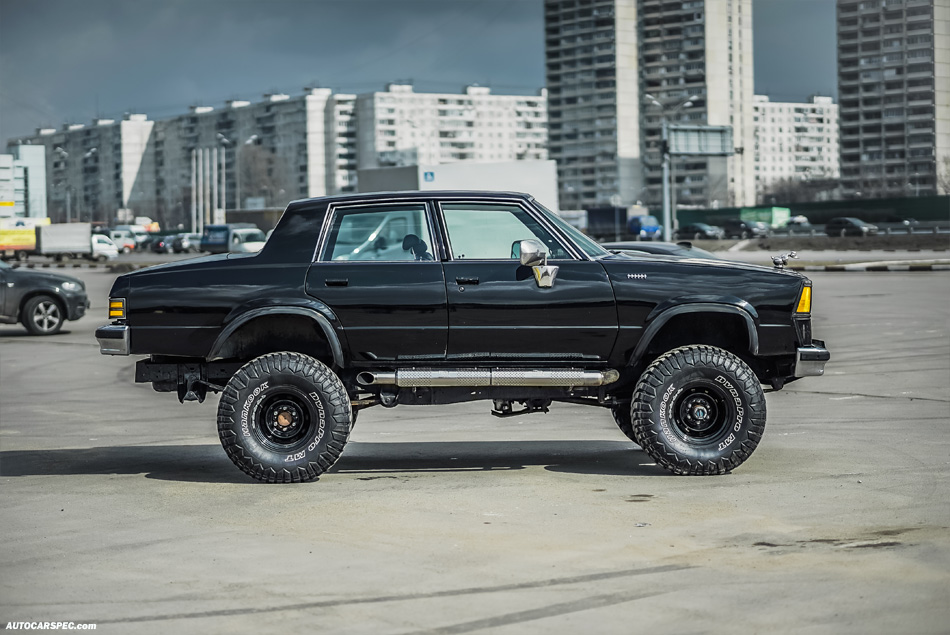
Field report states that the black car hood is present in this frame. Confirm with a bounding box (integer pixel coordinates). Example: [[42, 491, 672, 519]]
[[10, 267, 84, 287]]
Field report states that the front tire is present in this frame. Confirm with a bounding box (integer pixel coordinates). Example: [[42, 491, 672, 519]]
[[217, 352, 351, 483], [22, 295, 65, 335], [632, 345, 765, 475]]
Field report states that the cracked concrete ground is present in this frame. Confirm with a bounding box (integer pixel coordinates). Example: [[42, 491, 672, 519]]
[[1, 270, 948, 634]]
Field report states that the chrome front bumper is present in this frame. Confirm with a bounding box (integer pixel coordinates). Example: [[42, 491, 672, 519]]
[[96, 324, 129, 355], [795, 339, 830, 378]]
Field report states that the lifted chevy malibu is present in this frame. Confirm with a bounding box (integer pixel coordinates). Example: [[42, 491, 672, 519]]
[[97, 191, 829, 483]]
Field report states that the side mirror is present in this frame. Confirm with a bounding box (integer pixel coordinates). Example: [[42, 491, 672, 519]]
[[516, 239, 547, 267]]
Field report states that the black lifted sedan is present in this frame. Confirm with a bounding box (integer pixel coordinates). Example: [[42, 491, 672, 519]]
[[97, 191, 829, 483]]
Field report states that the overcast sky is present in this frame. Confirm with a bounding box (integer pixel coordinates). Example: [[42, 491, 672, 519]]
[[0, 0, 837, 144]]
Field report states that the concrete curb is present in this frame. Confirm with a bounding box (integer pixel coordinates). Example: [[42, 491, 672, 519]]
[[10, 262, 110, 270], [791, 260, 950, 272]]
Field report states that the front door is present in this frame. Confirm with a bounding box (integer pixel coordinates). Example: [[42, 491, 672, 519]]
[[305, 202, 447, 363], [438, 202, 618, 363]]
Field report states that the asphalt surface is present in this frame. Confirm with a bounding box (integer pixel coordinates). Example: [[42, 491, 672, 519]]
[[1, 269, 948, 634]]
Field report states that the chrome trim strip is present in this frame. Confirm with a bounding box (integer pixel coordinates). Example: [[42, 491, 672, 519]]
[[356, 368, 619, 387], [96, 324, 130, 356]]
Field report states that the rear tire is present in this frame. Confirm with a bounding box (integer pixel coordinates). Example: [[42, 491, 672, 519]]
[[632, 345, 765, 475], [611, 404, 635, 442], [217, 352, 351, 483]]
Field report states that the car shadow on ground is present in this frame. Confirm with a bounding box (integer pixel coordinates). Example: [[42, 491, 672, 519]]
[[0, 440, 665, 483]]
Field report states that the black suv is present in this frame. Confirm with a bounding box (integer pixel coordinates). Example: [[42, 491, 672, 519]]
[[97, 191, 829, 483]]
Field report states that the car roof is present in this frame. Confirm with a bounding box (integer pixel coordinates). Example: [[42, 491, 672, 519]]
[[287, 190, 535, 208]]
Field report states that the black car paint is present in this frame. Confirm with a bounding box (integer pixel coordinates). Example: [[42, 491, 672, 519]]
[[0, 261, 89, 326], [107, 192, 809, 383]]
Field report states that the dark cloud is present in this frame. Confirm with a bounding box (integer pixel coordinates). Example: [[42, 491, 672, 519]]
[[0, 0, 837, 143]]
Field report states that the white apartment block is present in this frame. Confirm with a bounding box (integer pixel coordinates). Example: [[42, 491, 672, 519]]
[[753, 95, 840, 190], [0, 145, 47, 218], [8, 85, 546, 228], [356, 84, 547, 170]]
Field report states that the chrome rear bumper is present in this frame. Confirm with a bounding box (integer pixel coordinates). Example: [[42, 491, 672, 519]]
[[795, 340, 830, 378], [96, 324, 129, 355]]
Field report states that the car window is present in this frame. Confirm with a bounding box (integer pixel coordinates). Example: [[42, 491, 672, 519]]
[[322, 204, 432, 262], [441, 203, 571, 260]]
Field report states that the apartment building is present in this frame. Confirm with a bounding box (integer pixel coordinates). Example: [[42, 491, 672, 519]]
[[639, 0, 756, 209], [356, 84, 547, 170], [0, 145, 47, 218], [754, 95, 840, 191], [836, 0, 949, 198], [9, 85, 546, 228], [544, 0, 641, 210], [544, 0, 755, 211]]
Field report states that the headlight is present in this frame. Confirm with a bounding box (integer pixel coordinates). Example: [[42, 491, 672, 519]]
[[61, 281, 82, 292]]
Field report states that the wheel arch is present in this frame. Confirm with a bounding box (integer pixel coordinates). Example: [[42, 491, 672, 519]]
[[208, 306, 345, 368], [18, 290, 65, 322], [629, 301, 759, 369]]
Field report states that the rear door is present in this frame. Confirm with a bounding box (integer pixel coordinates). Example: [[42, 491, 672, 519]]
[[305, 201, 447, 363], [437, 200, 618, 363]]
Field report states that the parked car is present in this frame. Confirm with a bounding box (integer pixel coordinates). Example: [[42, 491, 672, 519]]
[[721, 219, 770, 239], [97, 190, 829, 483], [108, 230, 136, 254], [172, 233, 202, 253], [600, 241, 720, 260], [825, 217, 879, 237], [626, 214, 662, 240], [674, 223, 725, 240], [783, 216, 814, 233], [150, 235, 176, 254], [200, 224, 266, 254], [0, 260, 89, 335]]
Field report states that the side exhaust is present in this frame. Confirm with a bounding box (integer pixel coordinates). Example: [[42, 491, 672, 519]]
[[356, 368, 620, 388]]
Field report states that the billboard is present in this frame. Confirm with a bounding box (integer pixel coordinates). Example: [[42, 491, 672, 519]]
[[668, 125, 734, 156]]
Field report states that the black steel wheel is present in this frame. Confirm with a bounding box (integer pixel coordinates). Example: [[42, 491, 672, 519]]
[[217, 352, 351, 483], [632, 345, 766, 475], [22, 295, 65, 335]]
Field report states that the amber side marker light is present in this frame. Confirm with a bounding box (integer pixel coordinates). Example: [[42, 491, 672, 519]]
[[108, 298, 126, 319], [796, 285, 812, 314]]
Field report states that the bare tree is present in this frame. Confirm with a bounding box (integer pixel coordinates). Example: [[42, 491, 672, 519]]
[[938, 155, 950, 196], [239, 145, 293, 208], [758, 177, 840, 205]]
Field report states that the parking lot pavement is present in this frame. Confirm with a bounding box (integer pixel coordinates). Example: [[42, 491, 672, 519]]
[[1, 270, 948, 633]]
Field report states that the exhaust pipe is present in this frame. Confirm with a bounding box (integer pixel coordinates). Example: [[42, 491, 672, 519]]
[[356, 368, 619, 388]]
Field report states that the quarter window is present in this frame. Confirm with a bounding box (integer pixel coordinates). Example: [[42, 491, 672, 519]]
[[441, 203, 571, 260], [322, 204, 433, 261]]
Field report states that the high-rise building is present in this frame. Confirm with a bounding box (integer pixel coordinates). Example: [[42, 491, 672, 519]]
[[544, 0, 755, 211], [754, 95, 840, 193], [544, 0, 642, 210], [356, 84, 547, 170], [639, 0, 755, 209], [836, 0, 949, 198]]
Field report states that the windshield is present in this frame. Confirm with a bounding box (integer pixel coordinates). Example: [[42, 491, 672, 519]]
[[533, 200, 609, 259]]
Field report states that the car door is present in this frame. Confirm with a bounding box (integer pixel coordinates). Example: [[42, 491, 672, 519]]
[[437, 200, 618, 363], [0, 265, 8, 319], [305, 201, 447, 363]]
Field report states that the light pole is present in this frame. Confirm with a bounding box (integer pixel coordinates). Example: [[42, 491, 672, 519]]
[[54, 147, 71, 223], [644, 94, 696, 241], [236, 135, 258, 210], [216, 133, 230, 214]]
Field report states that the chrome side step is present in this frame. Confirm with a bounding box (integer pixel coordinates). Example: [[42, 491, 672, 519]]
[[356, 368, 620, 388]]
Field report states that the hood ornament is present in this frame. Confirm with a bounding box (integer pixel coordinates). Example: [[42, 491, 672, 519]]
[[771, 251, 798, 269]]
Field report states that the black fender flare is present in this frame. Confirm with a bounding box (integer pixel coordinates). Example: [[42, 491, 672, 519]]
[[628, 302, 759, 366], [207, 306, 345, 368]]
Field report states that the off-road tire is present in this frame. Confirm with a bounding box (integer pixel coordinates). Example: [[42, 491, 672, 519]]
[[632, 345, 766, 475], [22, 295, 65, 335], [611, 404, 635, 442], [217, 352, 351, 483]]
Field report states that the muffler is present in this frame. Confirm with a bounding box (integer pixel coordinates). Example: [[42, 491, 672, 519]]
[[356, 368, 619, 388]]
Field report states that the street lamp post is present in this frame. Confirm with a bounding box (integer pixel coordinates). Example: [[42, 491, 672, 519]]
[[217, 133, 230, 215], [54, 147, 71, 223], [644, 94, 696, 241]]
